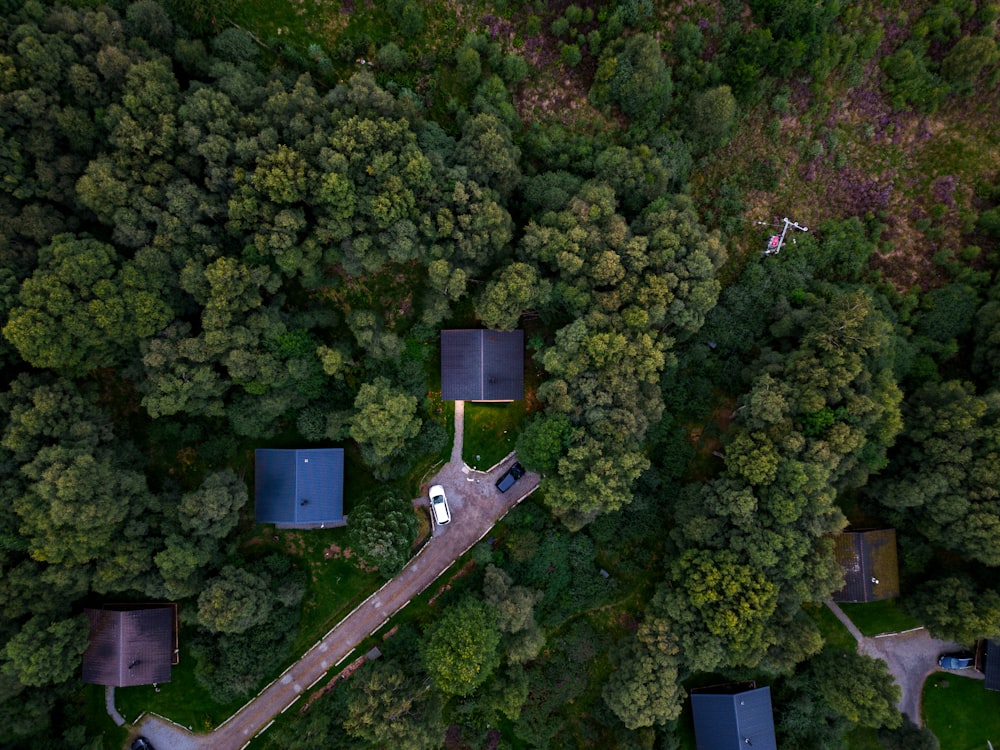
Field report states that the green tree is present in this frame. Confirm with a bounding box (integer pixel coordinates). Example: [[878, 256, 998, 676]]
[[482, 564, 543, 663], [343, 660, 444, 750], [602, 639, 685, 730], [873, 381, 1000, 565], [475, 261, 547, 330], [516, 413, 574, 474], [656, 549, 780, 672], [590, 33, 672, 128], [905, 576, 1000, 643], [941, 35, 997, 90], [350, 377, 422, 473], [689, 85, 737, 151], [348, 492, 418, 578], [455, 113, 522, 198], [178, 469, 248, 540], [14, 446, 153, 567], [810, 650, 901, 728], [455, 45, 482, 89], [197, 566, 273, 634], [421, 597, 501, 696], [2, 615, 88, 687], [3, 234, 171, 374]]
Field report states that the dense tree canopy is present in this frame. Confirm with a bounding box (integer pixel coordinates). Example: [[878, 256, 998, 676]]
[[1, 0, 998, 747]]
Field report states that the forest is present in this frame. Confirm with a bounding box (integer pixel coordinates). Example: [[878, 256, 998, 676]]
[[0, 0, 999, 748]]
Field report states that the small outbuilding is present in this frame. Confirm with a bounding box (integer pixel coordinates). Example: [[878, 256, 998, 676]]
[[440, 329, 524, 402], [691, 683, 777, 750], [255, 448, 345, 528], [831, 528, 900, 603], [82, 605, 177, 687]]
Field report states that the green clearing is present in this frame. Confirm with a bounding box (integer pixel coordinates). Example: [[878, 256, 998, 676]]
[[84, 684, 130, 747], [805, 602, 859, 652], [839, 599, 920, 637], [924, 673, 1000, 750], [240, 525, 385, 656], [115, 631, 247, 730], [462, 401, 530, 470]]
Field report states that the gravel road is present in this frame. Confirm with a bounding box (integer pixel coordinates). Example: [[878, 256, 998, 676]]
[[826, 600, 971, 725]]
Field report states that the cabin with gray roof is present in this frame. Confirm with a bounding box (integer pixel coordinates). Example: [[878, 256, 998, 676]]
[[832, 528, 900, 603], [82, 605, 177, 687], [691, 683, 777, 750], [440, 329, 524, 402], [983, 639, 1000, 691], [255, 448, 345, 529]]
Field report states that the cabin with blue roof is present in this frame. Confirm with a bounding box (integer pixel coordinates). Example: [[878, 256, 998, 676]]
[[691, 683, 777, 750], [254, 448, 345, 529]]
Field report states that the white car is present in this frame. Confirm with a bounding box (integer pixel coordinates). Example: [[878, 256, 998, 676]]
[[429, 485, 451, 526]]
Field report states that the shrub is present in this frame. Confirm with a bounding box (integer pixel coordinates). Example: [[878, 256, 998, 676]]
[[561, 43, 582, 67]]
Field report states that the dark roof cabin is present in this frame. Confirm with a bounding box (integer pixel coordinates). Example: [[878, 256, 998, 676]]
[[441, 329, 524, 402], [82, 605, 176, 687], [984, 639, 1000, 691], [832, 528, 900, 603], [255, 448, 345, 528], [691, 683, 777, 750]]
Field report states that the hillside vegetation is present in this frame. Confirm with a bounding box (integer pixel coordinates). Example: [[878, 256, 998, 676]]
[[0, 0, 998, 748]]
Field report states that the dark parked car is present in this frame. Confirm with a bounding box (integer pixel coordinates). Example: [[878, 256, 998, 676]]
[[131, 738, 155, 750], [939, 652, 974, 669], [495, 462, 525, 493]]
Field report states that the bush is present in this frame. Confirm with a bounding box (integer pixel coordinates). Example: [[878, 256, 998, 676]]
[[941, 35, 998, 90], [561, 43, 582, 67], [502, 53, 530, 83], [376, 42, 407, 72], [212, 28, 258, 63], [456, 46, 482, 89]]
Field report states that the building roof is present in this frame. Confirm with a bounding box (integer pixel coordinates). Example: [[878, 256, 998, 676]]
[[691, 685, 777, 750], [441, 329, 524, 401], [254, 448, 345, 528], [985, 640, 1000, 691], [82, 606, 174, 687], [831, 528, 900, 603]]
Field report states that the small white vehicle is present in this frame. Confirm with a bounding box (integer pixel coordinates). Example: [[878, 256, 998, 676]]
[[429, 485, 451, 526]]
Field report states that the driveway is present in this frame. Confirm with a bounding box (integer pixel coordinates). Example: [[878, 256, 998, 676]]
[[826, 600, 968, 725], [133, 402, 538, 750]]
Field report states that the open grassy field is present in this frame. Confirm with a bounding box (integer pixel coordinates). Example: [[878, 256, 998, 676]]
[[839, 599, 921, 637], [924, 673, 1000, 750], [805, 602, 859, 652], [462, 401, 527, 470]]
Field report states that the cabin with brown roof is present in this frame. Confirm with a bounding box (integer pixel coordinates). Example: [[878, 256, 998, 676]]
[[832, 528, 900, 603], [440, 329, 524, 402], [82, 605, 177, 687]]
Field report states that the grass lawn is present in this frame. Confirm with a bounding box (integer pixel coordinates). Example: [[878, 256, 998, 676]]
[[240, 526, 385, 656], [805, 602, 859, 652], [83, 684, 131, 747], [924, 673, 1000, 750], [845, 726, 882, 749], [839, 599, 920, 637], [462, 401, 531, 470], [115, 631, 247, 730]]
